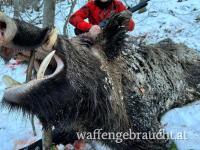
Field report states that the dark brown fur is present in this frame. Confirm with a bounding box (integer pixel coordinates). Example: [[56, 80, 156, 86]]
[[1, 13, 200, 150]]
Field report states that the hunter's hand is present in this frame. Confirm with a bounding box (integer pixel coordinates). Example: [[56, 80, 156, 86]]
[[89, 25, 102, 38]]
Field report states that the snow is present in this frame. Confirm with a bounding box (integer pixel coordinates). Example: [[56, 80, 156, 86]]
[[132, 0, 200, 51], [161, 101, 200, 150], [0, 0, 200, 150], [0, 59, 42, 150]]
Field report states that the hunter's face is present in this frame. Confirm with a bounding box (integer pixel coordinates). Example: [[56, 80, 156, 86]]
[[100, 0, 109, 2]]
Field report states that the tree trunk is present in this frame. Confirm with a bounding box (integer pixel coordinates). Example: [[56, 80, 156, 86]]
[[63, 0, 77, 37], [13, 0, 21, 19], [42, 1, 56, 148], [43, 0, 56, 27], [42, 128, 52, 150], [32, 0, 40, 12]]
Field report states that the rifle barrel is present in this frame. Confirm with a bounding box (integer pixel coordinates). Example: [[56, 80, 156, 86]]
[[128, 0, 150, 13]]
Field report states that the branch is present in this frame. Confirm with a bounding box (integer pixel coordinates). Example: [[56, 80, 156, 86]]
[[63, 0, 77, 37], [26, 50, 37, 136]]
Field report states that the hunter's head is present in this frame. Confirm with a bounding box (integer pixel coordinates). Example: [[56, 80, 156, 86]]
[[95, 0, 113, 8]]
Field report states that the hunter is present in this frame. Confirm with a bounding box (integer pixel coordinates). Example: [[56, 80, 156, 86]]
[[69, 0, 135, 36]]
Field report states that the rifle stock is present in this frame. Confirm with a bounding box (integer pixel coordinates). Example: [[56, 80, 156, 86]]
[[128, 0, 150, 13]]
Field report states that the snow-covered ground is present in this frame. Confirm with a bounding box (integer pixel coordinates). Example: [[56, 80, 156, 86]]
[[132, 0, 200, 50], [0, 60, 42, 150], [0, 0, 200, 150], [132, 0, 200, 149]]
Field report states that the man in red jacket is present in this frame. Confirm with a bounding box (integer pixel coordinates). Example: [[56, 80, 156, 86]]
[[69, 0, 135, 36]]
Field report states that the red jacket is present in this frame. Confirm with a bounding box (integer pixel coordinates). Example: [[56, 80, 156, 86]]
[[69, 0, 135, 32]]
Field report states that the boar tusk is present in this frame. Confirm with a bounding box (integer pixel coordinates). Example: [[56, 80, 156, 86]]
[[37, 50, 56, 79]]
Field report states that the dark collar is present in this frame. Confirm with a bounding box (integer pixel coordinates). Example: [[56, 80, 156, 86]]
[[95, 0, 113, 9]]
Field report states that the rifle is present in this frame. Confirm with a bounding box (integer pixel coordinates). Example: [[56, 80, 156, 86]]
[[74, 0, 150, 35], [99, 0, 150, 29], [128, 0, 150, 13]]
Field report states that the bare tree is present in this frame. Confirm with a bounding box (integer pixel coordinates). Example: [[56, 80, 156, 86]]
[[42, 1, 57, 148], [13, 0, 21, 18], [32, 0, 40, 12], [63, 0, 78, 37], [43, 0, 56, 27]]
